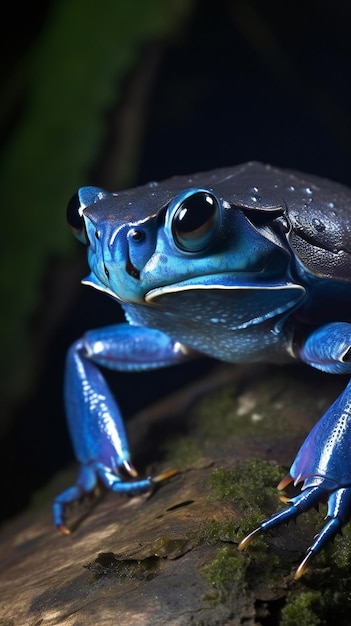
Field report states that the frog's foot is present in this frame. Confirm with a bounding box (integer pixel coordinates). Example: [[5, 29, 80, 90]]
[[238, 473, 351, 579], [53, 462, 177, 533]]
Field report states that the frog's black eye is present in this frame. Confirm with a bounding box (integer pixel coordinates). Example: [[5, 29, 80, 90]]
[[67, 192, 83, 231], [172, 191, 221, 252], [66, 192, 89, 244]]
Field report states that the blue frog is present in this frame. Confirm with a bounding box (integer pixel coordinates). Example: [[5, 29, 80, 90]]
[[54, 162, 351, 579]]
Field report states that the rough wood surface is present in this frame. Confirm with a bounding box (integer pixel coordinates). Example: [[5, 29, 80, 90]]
[[1, 363, 350, 625]]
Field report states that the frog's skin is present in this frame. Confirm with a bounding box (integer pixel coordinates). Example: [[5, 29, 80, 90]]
[[55, 162, 351, 579]]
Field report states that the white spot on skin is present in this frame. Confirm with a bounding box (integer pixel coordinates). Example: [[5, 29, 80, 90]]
[[93, 340, 104, 355]]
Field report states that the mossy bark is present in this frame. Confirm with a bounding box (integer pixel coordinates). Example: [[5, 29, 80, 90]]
[[1, 362, 351, 625]]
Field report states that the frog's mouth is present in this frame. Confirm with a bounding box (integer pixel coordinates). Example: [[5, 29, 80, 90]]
[[145, 278, 305, 330], [145, 274, 305, 303]]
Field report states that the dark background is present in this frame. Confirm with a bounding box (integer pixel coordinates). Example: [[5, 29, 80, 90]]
[[1, 0, 351, 524]]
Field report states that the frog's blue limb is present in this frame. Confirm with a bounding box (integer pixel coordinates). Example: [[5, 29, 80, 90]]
[[294, 488, 351, 578], [239, 322, 351, 577], [238, 486, 324, 551], [239, 485, 351, 579], [291, 322, 351, 487], [289, 379, 351, 487], [299, 322, 351, 374], [53, 324, 190, 531]]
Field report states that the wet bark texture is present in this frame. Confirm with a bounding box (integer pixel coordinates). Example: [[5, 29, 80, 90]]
[[1, 363, 351, 625]]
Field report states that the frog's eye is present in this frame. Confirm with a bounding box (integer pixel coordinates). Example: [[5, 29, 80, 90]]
[[67, 186, 109, 244], [67, 191, 83, 231], [66, 191, 89, 244], [172, 191, 221, 252]]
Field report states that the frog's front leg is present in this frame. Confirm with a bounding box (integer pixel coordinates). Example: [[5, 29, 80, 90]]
[[239, 322, 351, 578], [53, 323, 192, 533]]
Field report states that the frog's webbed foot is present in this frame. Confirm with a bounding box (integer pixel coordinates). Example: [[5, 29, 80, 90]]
[[53, 462, 177, 534], [238, 474, 351, 579]]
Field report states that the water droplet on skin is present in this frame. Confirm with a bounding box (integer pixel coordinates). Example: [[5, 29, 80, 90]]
[[289, 185, 295, 191], [328, 202, 335, 209], [312, 217, 325, 232], [305, 187, 313, 195]]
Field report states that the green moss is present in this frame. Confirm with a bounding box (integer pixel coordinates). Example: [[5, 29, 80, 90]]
[[208, 460, 283, 518], [199, 519, 239, 544], [208, 460, 282, 501], [203, 460, 291, 560], [201, 546, 249, 603], [329, 529, 351, 572], [281, 591, 324, 626]]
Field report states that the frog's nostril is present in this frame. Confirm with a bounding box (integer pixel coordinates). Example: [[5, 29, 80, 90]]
[[128, 228, 145, 243]]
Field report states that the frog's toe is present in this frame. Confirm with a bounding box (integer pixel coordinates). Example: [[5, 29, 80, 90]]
[[238, 483, 324, 551], [53, 484, 88, 533], [293, 516, 343, 579], [97, 463, 177, 493], [238, 479, 351, 578], [53, 463, 178, 532]]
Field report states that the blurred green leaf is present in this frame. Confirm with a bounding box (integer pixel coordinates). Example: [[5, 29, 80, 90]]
[[0, 0, 194, 409]]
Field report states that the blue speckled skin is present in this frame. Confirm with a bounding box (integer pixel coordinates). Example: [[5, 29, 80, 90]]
[[56, 162, 351, 577]]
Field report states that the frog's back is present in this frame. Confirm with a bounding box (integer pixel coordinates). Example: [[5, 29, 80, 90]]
[[167, 162, 351, 284]]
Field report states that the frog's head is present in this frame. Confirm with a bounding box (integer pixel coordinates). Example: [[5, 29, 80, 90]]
[[67, 181, 291, 305]]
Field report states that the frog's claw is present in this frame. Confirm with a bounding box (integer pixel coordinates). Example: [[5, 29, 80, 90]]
[[122, 460, 138, 478], [238, 478, 351, 579], [293, 516, 343, 579], [54, 465, 177, 533], [152, 467, 179, 484]]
